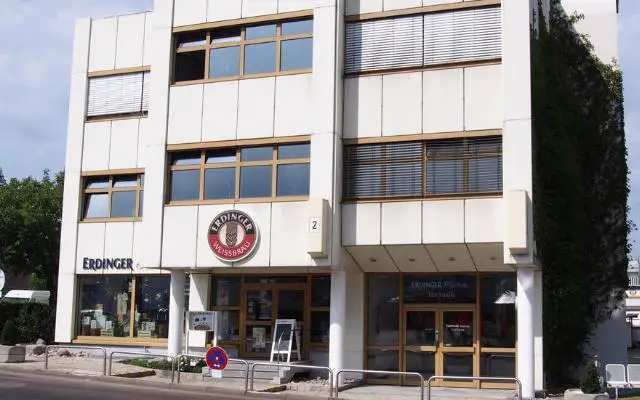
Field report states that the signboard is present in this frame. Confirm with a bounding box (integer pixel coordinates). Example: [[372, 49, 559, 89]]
[[187, 311, 216, 331], [270, 319, 301, 363], [0, 269, 5, 292], [205, 346, 228, 372], [403, 275, 476, 304], [82, 257, 134, 271], [208, 210, 259, 263]]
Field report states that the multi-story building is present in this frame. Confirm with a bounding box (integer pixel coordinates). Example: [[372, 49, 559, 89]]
[[54, 0, 621, 398]]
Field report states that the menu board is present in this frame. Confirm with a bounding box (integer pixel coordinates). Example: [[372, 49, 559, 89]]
[[270, 319, 301, 363]]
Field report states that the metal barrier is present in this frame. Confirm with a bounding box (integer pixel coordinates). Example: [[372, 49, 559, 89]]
[[176, 353, 249, 394], [426, 375, 522, 400], [335, 369, 424, 400], [249, 362, 334, 398], [44, 345, 107, 376], [108, 351, 176, 383]]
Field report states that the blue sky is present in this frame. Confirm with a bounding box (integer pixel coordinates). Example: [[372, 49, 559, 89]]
[[0, 0, 638, 254]]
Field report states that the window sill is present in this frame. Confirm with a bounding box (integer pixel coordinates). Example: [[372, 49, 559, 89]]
[[172, 68, 312, 87], [166, 196, 309, 206], [343, 192, 503, 203], [80, 217, 142, 223], [86, 113, 148, 123]]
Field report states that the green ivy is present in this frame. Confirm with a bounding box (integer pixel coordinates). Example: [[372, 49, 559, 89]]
[[531, 0, 630, 388]]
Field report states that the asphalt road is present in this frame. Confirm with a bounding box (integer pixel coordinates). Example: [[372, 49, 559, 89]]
[[0, 370, 248, 400]]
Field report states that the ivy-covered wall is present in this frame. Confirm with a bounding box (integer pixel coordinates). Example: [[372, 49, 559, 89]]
[[531, 0, 630, 387]]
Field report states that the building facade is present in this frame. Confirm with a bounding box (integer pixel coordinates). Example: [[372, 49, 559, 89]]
[[54, 0, 618, 397]]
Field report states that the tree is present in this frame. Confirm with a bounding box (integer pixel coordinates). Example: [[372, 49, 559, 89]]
[[0, 168, 5, 186], [0, 170, 64, 338]]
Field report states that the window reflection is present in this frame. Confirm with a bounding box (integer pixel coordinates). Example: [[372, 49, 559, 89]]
[[78, 276, 132, 338], [281, 38, 313, 71], [481, 275, 516, 348], [244, 42, 276, 74], [368, 275, 399, 345], [135, 276, 170, 339]]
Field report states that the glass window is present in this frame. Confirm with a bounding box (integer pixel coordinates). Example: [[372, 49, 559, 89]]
[[281, 38, 313, 71], [282, 20, 313, 35], [177, 32, 207, 48], [172, 152, 201, 166], [469, 156, 502, 192], [210, 46, 241, 78], [77, 276, 132, 338], [246, 325, 272, 353], [86, 178, 109, 189], [240, 166, 272, 198], [247, 290, 273, 321], [113, 175, 138, 188], [278, 144, 310, 160], [311, 276, 331, 307], [135, 276, 170, 339], [426, 159, 464, 194], [211, 27, 241, 44], [367, 350, 399, 380], [206, 149, 236, 164], [245, 276, 307, 284], [244, 42, 276, 75], [84, 194, 109, 219], [368, 275, 399, 345], [481, 274, 516, 348], [111, 191, 137, 218], [175, 51, 206, 82], [245, 24, 276, 40], [277, 164, 310, 196], [205, 168, 235, 200], [211, 277, 241, 306], [278, 290, 304, 321], [170, 170, 200, 201], [311, 311, 330, 343], [241, 146, 273, 162], [386, 161, 422, 196], [216, 311, 240, 341], [403, 275, 476, 304], [138, 191, 144, 217], [481, 353, 516, 378]]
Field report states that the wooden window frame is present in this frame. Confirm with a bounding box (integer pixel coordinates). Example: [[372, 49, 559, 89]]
[[167, 143, 311, 205], [81, 173, 144, 222], [173, 18, 313, 85]]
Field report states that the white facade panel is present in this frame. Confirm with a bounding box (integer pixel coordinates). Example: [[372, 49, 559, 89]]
[[423, 200, 465, 244], [137, 118, 148, 168], [162, 206, 198, 268], [279, 0, 320, 13], [464, 64, 502, 131], [173, 0, 208, 27], [242, 0, 278, 18], [142, 12, 153, 67], [88, 17, 117, 71], [274, 74, 314, 137], [346, 0, 383, 15], [423, 0, 461, 5], [109, 119, 140, 170], [104, 222, 135, 265], [423, 68, 464, 133], [202, 81, 239, 142], [271, 202, 313, 266], [233, 203, 271, 267], [76, 223, 106, 273], [465, 197, 503, 243], [342, 203, 381, 246], [132, 221, 145, 267], [207, 0, 242, 22], [71, 18, 92, 75], [82, 122, 111, 171], [344, 76, 382, 139], [382, 72, 422, 136], [237, 77, 276, 139], [115, 13, 146, 69], [384, 0, 422, 11], [196, 205, 229, 268], [54, 273, 77, 342], [381, 202, 422, 245], [168, 84, 204, 144]]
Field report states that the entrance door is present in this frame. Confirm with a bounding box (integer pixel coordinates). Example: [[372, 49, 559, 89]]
[[404, 307, 476, 387]]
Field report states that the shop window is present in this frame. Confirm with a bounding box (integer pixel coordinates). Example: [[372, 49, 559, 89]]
[[211, 277, 241, 306], [367, 275, 399, 345], [480, 274, 516, 348], [82, 174, 144, 221], [403, 275, 476, 304], [245, 276, 308, 284], [480, 353, 516, 378], [87, 71, 150, 120], [168, 143, 310, 204], [366, 350, 399, 380], [135, 276, 170, 339], [311, 311, 329, 344], [78, 276, 133, 338], [311, 276, 331, 307], [210, 277, 241, 345], [217, 311, 240, 341], [173, 18, 313, 84], [344, 137, 502, 200]]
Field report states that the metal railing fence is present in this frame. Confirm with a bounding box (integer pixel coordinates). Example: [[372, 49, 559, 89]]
[[44, 345, 107, 376], [108, 351, 176, 382]]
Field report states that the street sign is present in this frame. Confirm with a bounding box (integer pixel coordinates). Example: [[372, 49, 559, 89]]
[[205, 346, 228, 371], [0, 269, 5, 292]]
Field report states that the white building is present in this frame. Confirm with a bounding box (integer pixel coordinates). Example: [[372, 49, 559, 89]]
[[54, 0, 619, 398]]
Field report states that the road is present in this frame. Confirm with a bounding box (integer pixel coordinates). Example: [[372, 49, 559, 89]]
[[0, 370, 247, 400]]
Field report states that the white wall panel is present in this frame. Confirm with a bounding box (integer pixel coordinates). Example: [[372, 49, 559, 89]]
[[464, 65, 503, 130], [423, 0, 460, 4], [196, 205, 229, 268], [202, 81, 239, 142], [54, 274, 77, 342], [274, 74, 313, 137], [237, 77, 275, 139], [137, 118, 148, 168], [423, 200, 465, 243], [142, 12, 153, 66], [242, 0, 278, 18], [279, 0, 318, 13], [115, 13, 145, 69], [168, 84, 204, 144], [344, 76, 382, 139], [82, 122, 111, 171], [71, 18, 92, 75], [75, 223, 106, 273], [109, 119, 140, 170], [342, 203, 381, 246], [89, 17, 117, 71], [208, 0, 242, 22], [381, 202, 422, 245], [465, 198, 503, 243], [173, 0, 207, 26], [233, 203, 271, 267], [310, 133, 335, 200], [271, 202, 312, 266], [423, 68, 463, 133], [104, 222, 135, 262], [382, 72, 422, 136], [346, 0, 383, 15], [162, 206, 198, 267], [132, 221, 145, 267], [384, 0, 422, 11]]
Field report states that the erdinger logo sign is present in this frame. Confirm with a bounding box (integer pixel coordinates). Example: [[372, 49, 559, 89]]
[[208, 210, 258, 262]]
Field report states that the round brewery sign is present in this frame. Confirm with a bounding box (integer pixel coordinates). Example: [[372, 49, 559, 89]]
[[208, 210, 259, 262], [0, 269, 5, 292]]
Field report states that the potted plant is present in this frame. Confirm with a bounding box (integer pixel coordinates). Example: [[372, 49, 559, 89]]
[[564, 361, 609, 399]]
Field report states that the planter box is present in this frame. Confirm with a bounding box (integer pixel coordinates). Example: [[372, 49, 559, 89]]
[[0, 345, 26, 363]]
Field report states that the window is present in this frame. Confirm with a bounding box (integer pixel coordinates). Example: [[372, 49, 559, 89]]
[[83, 174, 144, 220], [168, 143, 310, 203], [174, 19, 313, 83], [210, 277, 241, 343], [87, 71, 150, 119], [311, 276, 330, 344], [345, 6, 501, 74], [343, 137, 502, 200]]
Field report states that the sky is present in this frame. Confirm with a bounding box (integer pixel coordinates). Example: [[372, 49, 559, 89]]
[[0, 0, 638, 254]]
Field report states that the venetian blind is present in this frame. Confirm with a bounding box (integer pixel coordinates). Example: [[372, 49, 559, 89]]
[[87, 72, 150, 117]]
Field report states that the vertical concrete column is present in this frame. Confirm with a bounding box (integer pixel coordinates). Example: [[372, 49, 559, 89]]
[[188, 274, 210, 352], [534, 269, 544, 392], [517, 267, 536, 399], [329, 269, 347, 385], [168, 270, 186, 357]]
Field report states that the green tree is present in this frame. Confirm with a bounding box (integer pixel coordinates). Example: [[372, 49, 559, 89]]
[[0, 169, 5, 186]]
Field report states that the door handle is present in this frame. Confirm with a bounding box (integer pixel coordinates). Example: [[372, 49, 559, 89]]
[[434, 330, 440, 347]]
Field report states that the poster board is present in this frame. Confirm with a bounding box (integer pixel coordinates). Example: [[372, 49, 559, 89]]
[[187, 311, 216, 331], [270, 319, 301, 363]]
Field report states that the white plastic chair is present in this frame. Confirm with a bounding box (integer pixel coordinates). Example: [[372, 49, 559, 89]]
[[606, 364, 629, 399], [627, 364, 640, 388]]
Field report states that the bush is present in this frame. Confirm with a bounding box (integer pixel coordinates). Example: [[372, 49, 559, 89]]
[[179, 357, 206, 373], [15, 303, 52, 343], [0, 303, 23, 336], [580, 361, 602, 394], [120, 358, 173, 371], [0, 319, 20, 346]]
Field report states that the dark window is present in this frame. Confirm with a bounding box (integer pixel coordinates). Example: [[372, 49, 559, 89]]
[[77, 276, 133, 338], [175, 51, 206, 81], [211, 277, 241, 306], [311, 311, 330, 343], [480, 274, 516, 348], [368, 275, 399, 345], [135, 276, 170, 339], [311, 276, 331, 307]]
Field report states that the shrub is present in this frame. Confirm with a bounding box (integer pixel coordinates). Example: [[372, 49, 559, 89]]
[[0, 303, 23, 336], [0, 319, 20, 346], [120, 358, 173, 371], [179, 357, 206, 373], [15, 303, 51, 344], [580, 361, 602, 394]]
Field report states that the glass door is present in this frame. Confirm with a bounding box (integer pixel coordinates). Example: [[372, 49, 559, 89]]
[[404, 309, 437, 385], [440, 309, 476, 388]]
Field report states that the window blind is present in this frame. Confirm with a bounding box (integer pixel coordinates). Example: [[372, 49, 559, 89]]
[[343, 136, 502, 199], [87, 72, 150, 117]]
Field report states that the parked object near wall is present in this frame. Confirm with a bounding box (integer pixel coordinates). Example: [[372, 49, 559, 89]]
[[0, 345, 26, 363]]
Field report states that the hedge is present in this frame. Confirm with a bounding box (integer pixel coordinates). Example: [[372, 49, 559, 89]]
[[0, 303, 52, 344]]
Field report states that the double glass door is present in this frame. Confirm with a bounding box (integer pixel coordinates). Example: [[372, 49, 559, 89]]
[[404, 306, 476, 387]]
